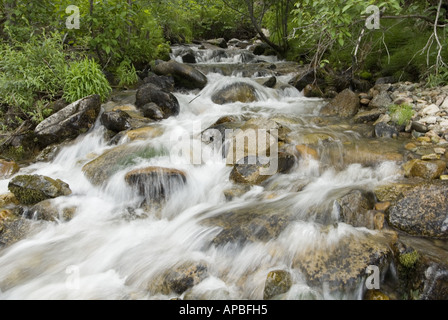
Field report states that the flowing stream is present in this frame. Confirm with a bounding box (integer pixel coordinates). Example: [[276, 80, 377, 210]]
[[0, 43, 408, 300]]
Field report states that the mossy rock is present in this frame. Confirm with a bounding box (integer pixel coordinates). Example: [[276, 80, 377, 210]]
[[8, 175, 72, 205], [263, 270, 293, 300]]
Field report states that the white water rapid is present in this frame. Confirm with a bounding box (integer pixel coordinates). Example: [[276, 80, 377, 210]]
[[0, 43, 404, 300]]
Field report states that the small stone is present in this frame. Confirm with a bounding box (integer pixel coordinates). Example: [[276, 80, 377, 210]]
[[422, 104, 440, 116], [360, 98, 371, 105], [440, 175, 448, 180], [263, 270, 292, 300], [364, 290, 390, 300], [441, 96, 448, 109], [373, 212, 385, 230], [420, 116, 437, 124], [417, 136, 431, 143], [375, 201, 390, 212], [422, 153, 441, 160], [405, 142, 417, 151], [411, 121, 429, 133]]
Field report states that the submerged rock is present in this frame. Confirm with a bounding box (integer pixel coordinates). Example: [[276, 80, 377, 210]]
[[82, 144, 168, 185], [202, 200, 293, 246], [0, 213, 34, 248], [34, 95, 101, 147], [8, 175, 72, 205], [27, 199, 76, 222], [320, 89, 360, 118], [124, 166, 187, 202]]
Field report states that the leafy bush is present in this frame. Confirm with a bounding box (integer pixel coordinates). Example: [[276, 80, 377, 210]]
[[116, 60, 139, 88], [426, 67, 448, 88], [63, 58, 112, 103], [0, 33, 67, 111]]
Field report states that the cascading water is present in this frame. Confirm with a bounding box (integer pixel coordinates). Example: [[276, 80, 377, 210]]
[[0, 42, 406, 300]]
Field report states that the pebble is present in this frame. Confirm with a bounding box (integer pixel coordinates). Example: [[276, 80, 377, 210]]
[[421, 153, 440, 160], [422, 104, 440, 116]]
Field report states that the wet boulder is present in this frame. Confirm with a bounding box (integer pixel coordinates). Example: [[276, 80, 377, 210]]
[[387, 181, 448, 239], [206, 38, 228, 49], [374, 122, 399, 138], [181, 52, 197, 64], [124, 166, 187, 202], [0, 210, 34, 248], [335, 189, 377, 229], [152, 60, 207, 90], [82, 144, 168, 185], [320, 89, 360, 118], [34, 95, 101, 147], [293, 233, 392, 293], [135, 83, 180, 120], [353, 108, 385, 123], [27, 199, 76, 222], [149, 261, 208, 295], [211, 82, 258, 105], [403, 159, 446, 180], [100, 110, 132, 132], [202, 200, 294, 246], [263, 270, 293, 300], [229, 153, 295, 185], [143, 74, 175, 92], [262, 76, 277, 88], [8, 174, 72, 205]]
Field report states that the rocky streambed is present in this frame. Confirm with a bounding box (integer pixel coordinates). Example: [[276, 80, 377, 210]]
[[0, 40, 447, 300]]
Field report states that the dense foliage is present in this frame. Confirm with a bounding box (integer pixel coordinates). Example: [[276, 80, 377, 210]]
[[0, 0, 447, 131]]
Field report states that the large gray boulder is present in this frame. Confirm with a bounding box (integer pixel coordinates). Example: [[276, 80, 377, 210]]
[[34, 95, 101, 147], [135, 83, 180, 120], [211, 82, 258, 105], [152, 60, 207, 90]]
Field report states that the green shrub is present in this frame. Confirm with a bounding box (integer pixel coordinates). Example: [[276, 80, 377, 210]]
[[426, 67, 448, 88], [116, 60, 139, 88], [388, 104, 415, 126], [0, 33, 67, 112], [63, 58, 112, 103]]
